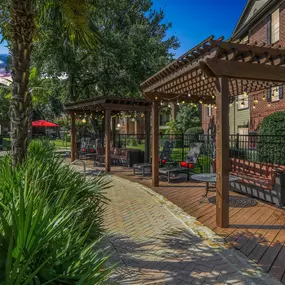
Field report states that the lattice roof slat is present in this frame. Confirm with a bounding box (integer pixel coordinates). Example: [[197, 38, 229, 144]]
[[141, 36, 285, 104]]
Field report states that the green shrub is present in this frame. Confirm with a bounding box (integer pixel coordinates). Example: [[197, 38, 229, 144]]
[[186, 127, 204, 143], [0, 140, 112, 284], [258, 112, 285, 164]]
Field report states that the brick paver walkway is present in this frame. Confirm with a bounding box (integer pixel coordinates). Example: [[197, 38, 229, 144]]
[[103, 176, 281, 285]]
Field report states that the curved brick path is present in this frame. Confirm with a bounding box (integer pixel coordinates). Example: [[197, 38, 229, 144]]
[[103, 176, 281, 285]]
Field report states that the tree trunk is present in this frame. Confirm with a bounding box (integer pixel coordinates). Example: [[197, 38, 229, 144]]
[[10, 0, 35, 167]]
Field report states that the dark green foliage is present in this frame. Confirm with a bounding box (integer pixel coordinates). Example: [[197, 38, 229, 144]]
[[0, 140, 112, 284], [187, 127, 204, 142], [258, 111, 285, 164], [166, 104, 201, 135]]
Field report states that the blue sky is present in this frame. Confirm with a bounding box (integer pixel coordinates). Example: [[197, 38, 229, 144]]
[[0, 0, 248, 56], [152, 0, 248, 56]]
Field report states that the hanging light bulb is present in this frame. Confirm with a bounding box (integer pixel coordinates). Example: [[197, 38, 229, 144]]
[[82, 117, 87, 124], [182, 100, 185, 104], [117, 123, 121, 128], [168, 103, 171, 108], [188, 93, 191, 97], [141, 113, 144, 118], [268, 103, 271, 107], [131, 117, 135, 122], [212, 95, 215, 99], [254, 97, 259, 103], [201, 73, 206, 80], [253, 104, 256, 109], [262, 94, 266, 100], [160, 101, 163, 106], [199, 100, 203, 104], [155, 96, 158, 100], [214, 105, 217, 109]]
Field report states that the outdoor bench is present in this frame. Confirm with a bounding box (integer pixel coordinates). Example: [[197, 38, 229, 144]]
[[212, 158, 285, 207]]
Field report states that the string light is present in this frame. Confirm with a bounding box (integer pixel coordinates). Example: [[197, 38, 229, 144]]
[[168, 103, 171, 108], [155, 96, 158, 100], [262, 94, 266, 100], [254, 97, 259, 104], [117, 123, 121, 128], [253, 104, 256, 109], [141, 113, 144, 118], [201, 73, 206, 80], [212, 95, 215, 99], [82, 118, 87, 124], [182, 100, 185, 104], [199, 100, 203, 104], [188, 93, 191, 97], [160, 101, 163, 106]]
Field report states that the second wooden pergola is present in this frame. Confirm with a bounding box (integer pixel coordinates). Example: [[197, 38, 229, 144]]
[[65, 97, 152, 172], [141, 36, 285, 228]]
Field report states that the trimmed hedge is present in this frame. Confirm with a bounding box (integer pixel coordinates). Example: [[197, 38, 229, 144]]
[[258, 111, 285, 164]]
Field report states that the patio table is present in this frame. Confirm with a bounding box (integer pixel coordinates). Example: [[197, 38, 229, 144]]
[[191, 173, 239, 202]]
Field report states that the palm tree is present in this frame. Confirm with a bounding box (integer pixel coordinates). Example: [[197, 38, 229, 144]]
[[0, 0, 97, 167]]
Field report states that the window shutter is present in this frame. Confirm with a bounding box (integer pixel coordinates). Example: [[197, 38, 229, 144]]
[[279, 85, 284, 99], [267, 15, 272, 44], [267, 88, 272, 102]]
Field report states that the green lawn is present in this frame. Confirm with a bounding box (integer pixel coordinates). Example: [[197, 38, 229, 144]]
[[52, 139, 71, 149]]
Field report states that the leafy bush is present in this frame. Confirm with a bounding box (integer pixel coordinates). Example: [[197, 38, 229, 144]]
[[258, 112, 285, 164], [0, 140, 112, 284], [186, 127, 204, 143]]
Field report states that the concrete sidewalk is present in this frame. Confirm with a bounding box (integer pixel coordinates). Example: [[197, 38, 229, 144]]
[[103, 176, 281, 285]]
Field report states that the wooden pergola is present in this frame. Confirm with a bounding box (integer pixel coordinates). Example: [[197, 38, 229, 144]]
[[65, 97, 152, 172], [141, 36, 285, 228]]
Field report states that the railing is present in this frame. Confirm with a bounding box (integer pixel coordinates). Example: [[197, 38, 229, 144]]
[[115, 133, 285, 171]]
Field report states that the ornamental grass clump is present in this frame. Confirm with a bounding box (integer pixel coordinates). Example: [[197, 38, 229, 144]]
[[0, 140, 112, 284]]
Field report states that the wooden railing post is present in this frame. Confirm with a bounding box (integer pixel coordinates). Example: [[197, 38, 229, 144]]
[[216, 77, 230, 228], [152, 102, 159, 187], [144, 111, 151, 163], [70, 111, 76, 162], [105, 109, 111, 172], [112, 116, 116, 147]]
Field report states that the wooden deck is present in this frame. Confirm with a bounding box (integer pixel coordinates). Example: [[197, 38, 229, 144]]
[[85, 161, 285, 283]]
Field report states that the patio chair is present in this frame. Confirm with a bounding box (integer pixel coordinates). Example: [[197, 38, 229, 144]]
[[133, 140, 174, 176], [159, 142, 203, 183]]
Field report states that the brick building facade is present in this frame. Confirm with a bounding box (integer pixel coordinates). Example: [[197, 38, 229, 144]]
[[202, 0, 285, 134]]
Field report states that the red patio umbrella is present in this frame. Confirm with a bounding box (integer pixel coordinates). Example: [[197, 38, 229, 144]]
[[32, 120, 59, 127]]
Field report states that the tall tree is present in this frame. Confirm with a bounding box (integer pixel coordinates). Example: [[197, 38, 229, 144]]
[[0, 0, 98, 167], [31, 0, 179, 102]]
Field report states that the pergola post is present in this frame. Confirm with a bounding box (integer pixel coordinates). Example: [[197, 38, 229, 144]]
[[111, 116, 116, 147], [70, 111, 76, 162], [216, 77, 230, 228], [144, 111, 151, 163], [152, 102, 159, 187], [105, 109, 111, 172]]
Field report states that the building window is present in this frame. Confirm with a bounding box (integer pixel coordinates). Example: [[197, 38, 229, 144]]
[[237, 93, 249, 110], [208, 106, 212, 117], [267, 85, 283, 102], [271, 86, 279, 102], [271, 8, 280, 43]]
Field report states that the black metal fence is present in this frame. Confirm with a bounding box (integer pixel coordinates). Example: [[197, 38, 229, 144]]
[[115, 133, 285, 172]]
